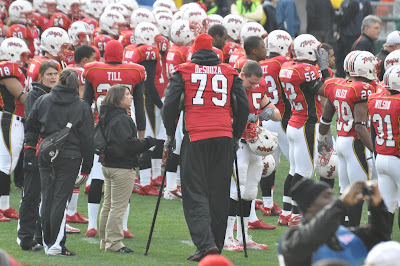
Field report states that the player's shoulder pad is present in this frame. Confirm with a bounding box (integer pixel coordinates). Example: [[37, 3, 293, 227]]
[[0, 61, 23, 78], [220, 62, 239, 75]]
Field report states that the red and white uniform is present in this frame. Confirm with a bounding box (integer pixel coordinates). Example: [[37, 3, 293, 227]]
[[223, 41, 241, 63], [166, 44, 190, 79], [0, 62, 26, 175], [48, 12, 72, 31], [7, 24, 40, 57], [26, 56, 61, 90], [155, 35, 170, 97], [368, 92, 400, 213], [229, 48, 246, 67], [118, 30, 134, 47], [187, 47, 224, 62], [80, 17, 98, 32], [37, 15, 50, 31], [93, 34, 112, 56], [68, 65, 85, 86]]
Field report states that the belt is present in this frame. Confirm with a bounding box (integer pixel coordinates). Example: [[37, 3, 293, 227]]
[[0, 110, 25, 123]]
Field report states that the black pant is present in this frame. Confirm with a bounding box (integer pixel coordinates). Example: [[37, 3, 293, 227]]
[[18, 150, 42, 248], [40, 156, 81, 252], [335, 34, 359, 78], [180, 136, 233, 252]]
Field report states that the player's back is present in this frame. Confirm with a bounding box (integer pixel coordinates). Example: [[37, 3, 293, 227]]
[[233, 57, 252, 71], [81, 17, 98, 32], [118, 30, 134, 47], [48, 12, 72, 31], [229, 48, 246, 67], [166, 44, 189, 78], [0, 61, 26, 117], [223, 41, 241, 63], [94, 34, 112, 56], [7, 24, 40, 57]]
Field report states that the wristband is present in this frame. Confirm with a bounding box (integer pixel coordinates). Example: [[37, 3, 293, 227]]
[[17, 91, 25, 102], [318, 133, 326, 142], [320, 117, 332, 125], [355, 121, 366, 126]]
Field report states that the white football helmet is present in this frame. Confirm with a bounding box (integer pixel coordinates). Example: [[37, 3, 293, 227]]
[[384, 50, 400, 70], [155, 13, 174, 37], [153, 7, 173, 16], [343, 50, 361, 75], [267, 30, 292, 57], [118, 0, 138, 13], [134, 22, 160, 46], [0, 37, 31, 67], [56, 0, 83, 19], [222, 14, 245, 42], [208, 14, 223, 26], [9, 0, 34, 24], [85, 0, 108, 19], [182, 7, 208, 32], [105, 3, 129, 20], [179, 2, 201, 12], [239, 22, 267, 45], [33, 0, 57, 16], [261, 154, 277, 178], [68, 21, 93, 46], [383, 65, 400, 92], [100, 10, 127, 36], [315, 149, 338, 180], [291, 34, 321, 62], [40, 27, 72, 58], [170, 19, 197, 46], [173, 10, 183, 21], [348, 51, 378, 80], [153, 0, 177, 13], [245, 123, 279, 156], [130, 8, 156, 29]]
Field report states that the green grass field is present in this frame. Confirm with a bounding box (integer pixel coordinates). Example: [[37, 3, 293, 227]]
[[1, 156, 399, 265]]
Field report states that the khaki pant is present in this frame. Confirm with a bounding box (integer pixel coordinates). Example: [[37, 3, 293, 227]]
[[99, 166, 135, 252]]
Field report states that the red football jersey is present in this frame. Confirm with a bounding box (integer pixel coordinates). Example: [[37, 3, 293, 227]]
[[369, 79, 387, 94], [0, 62, 26, 117], [246, 78, 268, 115], [259, 56, 292, 116], [81, 17, 98, 32], [123, 44, 165, 97], [223, 41, 241, 62], [48, 12, 72, 31], [7, 24, 40, 57], [155, 35, 170, 97], [280, 62, 322, 128], [94, 34, 112, 55], [229, 48, 246, 67], [324, 78, 375, 138], [233, 57, 251, 70], [368, 92, 400, 155], [166, 44, 189, 78], [84, 61, 146, 114], [38, 15, 50, 31], [187, 47, 224, 62], [176, 62, 238, 141], [93, 27, 101, 37], [118, 30, 134, 47], [68, 65, 85, 86], [26, 56, 62, 90]]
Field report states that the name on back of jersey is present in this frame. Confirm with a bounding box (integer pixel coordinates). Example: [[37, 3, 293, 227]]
[[374, 99, 391, 110], [280, 69, 293, 78], [107, 71, 122, 81], [335, 89, 348, 99], [195, 65, 222, 74]]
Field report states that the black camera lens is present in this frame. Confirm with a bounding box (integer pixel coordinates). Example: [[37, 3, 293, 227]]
[[362, 186, 374, 196]]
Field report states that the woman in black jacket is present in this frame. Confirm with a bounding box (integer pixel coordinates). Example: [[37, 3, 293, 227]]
[[98, 85, 156, 253], [25, 68, 94, 256], [18, 61, 59, 251]]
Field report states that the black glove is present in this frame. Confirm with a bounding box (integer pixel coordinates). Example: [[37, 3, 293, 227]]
[[317, 133, 333, 156], [248, 113, 257, 123], [258, 108, 274, 121], [145, 136, 158, 148], [316, 47, 329, 71], [164, 136, 176, 151]]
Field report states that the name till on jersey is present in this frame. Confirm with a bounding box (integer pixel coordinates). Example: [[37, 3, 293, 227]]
[[374, 99, 391, 110], [335, 89, 348, 99], [107, 72, 122, 81], [195, 65, 222, 74]]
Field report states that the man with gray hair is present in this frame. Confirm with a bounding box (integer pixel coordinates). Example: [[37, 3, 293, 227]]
[[352, 15, 382, 53], [376, 31, 400, 81]]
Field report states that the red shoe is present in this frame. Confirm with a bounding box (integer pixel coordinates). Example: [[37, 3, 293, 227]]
[[132, 179, 141, 193], [254, 199, 263, 210], [85, 228, 97, 237], [138, 185, 160, 196], [278, 213, 291, 226], [0, 212, 10, 222], [248, 218, 276, 230], [261, 205, 281, 216], [84, 185, 90, 195], [288, 214, 301, 227], [234, 222, 255, 230], [66, 212, 88, 223], [1, 207, 19, 219], [273, 203, 283, 214], [124, 230, 134, 238], [151, 175, 163, 187]]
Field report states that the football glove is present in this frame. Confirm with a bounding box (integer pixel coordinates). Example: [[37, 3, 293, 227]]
[[316, 47, 329, 71], [258, 108, 274, 121], [248, 113, 257, 123], [317, 133, 333, 156]]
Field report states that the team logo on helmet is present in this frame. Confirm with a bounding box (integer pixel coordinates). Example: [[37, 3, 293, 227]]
[[7, 42, 23, 48], [175, 24, 186, 37], [300, 40, 316, 47], [141, 26, 155, 32], [159, 15, 172, 21], [138, 12, 149, 18], [387, 58, 399, 66], [227, 17, 242, 24], [247, 26, 261, 33], [276, 34, 291, 41], [362, 56, 376, 63], [188, 11, 202, 16], [107, 13, 120, 19], [46, 30, 63, 38]]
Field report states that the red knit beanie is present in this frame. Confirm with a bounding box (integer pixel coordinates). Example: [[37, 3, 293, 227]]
[[192, 33, 213, 53], [198, 255, 233, 266], [104, 40, 123, 63]]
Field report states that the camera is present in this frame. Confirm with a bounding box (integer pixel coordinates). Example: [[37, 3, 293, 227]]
[[362, 185, 375, 196]]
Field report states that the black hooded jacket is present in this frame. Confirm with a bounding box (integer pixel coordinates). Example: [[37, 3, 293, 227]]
[[99, 104, 152, 169], [24, 82, 52, 118], [25, 84, 94, 174]]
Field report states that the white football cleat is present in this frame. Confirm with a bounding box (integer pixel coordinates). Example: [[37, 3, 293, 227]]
[[223, 236, 243, 252], [238, 235, 269, 250], [163, 187, 182, 200], [66, 223, 81, 234]]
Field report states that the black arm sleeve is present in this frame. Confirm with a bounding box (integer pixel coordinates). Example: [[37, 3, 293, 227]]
[[132, 81, 145, 131], [78, 101, 95, 175], [280, 199, 346, 264], [350, 201, 392, 251], [83, 80, 95, 106], [299, 79, 321, 95], [231, 75, 249, 140], [162, 72, 185, 137], [140, 60, 163, 109]]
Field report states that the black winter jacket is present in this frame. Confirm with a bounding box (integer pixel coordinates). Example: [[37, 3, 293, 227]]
[[25, 84, 94, 174], [352, 33, 375, 54], [99, 104, 152, 169], [24, 82, 51, 118], [279, 199, 391, 266]]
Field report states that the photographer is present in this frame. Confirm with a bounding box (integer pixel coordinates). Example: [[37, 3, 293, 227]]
[[278, 179, 391, 266]]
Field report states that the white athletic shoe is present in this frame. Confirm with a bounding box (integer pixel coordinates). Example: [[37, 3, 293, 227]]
[[238, 235, 268, 250], [223, 236, 243, 252], [66, 224, 80, 234], [163, 188, 182, 200]]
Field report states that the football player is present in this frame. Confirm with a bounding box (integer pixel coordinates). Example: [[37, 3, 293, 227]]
[[221, 14, 245, 64], [32, 0, 57, 31], [207, 24, 228, 58], [48, 0, 83, 31], [83, 40, 146, 238], [119, 8, 156, 47], [123, 22, 165, 195], [0, 39, 29, 222], [81, 0, 108, 32], [258, 30, 292, 217], [278, 34, 327, 227], [7, 1, 40, 58], [318, 51, 377, 226]]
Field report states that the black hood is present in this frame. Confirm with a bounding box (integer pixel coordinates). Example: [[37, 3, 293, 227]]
[[50, 84, 80, 105], [32, 82, 51, 94], [191, 49, 221, 66], [99, 104, 127, 127]]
